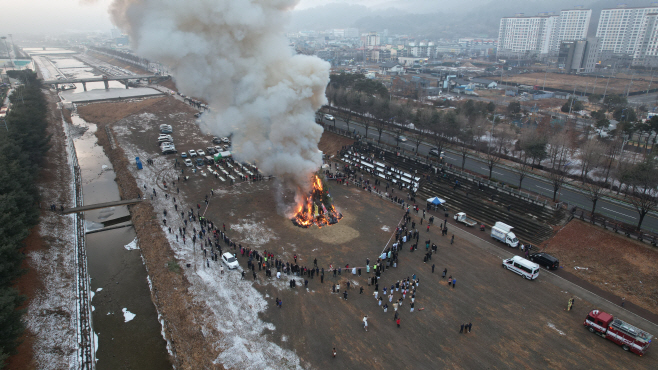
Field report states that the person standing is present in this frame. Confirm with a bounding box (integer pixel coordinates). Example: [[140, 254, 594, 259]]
[[363, 316, 368, 332], [343, 290, 348, 300], [468, 322, 472, 333], [410, 302, 415, 312], [332, 347, 337, 358], [442, 268, 447, 278], [432, 263, 435, 273], [451, 235, 454, 244], [396, 317, 401, 328], [460, 323, 464, 333], [452, 278, 456, 288]]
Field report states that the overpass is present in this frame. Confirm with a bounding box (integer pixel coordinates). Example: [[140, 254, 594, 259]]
[[62, 198, 144, 214], [44, 74, 161, 91]]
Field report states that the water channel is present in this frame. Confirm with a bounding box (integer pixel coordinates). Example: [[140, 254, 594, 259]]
[[56, 54, 170, 369]]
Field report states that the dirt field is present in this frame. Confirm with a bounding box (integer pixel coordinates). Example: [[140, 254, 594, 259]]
[[88, 52, 149, 75], [544, 220, 658, 315], [318, 130, 353, 157], [77, 97, 168, 125], [496, 72, 652, 95], [96, 93, 658, 368]]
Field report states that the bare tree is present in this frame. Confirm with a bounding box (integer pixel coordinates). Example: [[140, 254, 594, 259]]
[[456, 115, 472, 170], [578, 138, 604, 181], [602, 135, 623, 186], [625, 158, 658, 229], [583, 181, 606, 216], [514, 158, 532, 189]]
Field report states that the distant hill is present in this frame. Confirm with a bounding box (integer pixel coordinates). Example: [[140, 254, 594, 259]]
[[289, 0, 655, 38]]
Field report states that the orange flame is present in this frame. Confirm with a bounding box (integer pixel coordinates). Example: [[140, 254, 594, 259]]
[[292, 175, 342, 228]]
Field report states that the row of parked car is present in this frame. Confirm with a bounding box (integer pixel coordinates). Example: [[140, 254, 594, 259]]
[[159, 124, 177, 154]]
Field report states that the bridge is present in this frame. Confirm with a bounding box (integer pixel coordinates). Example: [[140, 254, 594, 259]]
[[62, 198, 144, 214], [44, 74, 161, 91]]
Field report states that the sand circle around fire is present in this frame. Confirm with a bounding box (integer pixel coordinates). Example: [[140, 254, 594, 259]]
[[312, 224, 360, 244]]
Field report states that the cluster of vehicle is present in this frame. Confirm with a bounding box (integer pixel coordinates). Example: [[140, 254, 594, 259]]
[[159, 124, 177, 154], [181, 137, 231, 168]]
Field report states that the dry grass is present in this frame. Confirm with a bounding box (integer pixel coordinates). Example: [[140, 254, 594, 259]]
[[496, 72, 652, 95], [88, 52, 150, 75], [318, 130, 354, 156], [77, 97, 166, 125], [543, 220, 658, 314]]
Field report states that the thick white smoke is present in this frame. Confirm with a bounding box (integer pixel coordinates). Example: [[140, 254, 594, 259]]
[[109, 0, 330, 196]]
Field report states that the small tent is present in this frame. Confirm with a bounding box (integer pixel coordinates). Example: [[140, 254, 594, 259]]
[[426, 196, 446, 205]]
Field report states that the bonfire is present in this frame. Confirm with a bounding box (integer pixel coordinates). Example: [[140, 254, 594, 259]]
[[292, 175, 342, 228]]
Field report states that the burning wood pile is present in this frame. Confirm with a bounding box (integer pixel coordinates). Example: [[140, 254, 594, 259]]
[[292, 175, 342, 228]]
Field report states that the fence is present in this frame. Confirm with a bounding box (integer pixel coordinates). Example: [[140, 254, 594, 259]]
[[62, 111, 95, 369]]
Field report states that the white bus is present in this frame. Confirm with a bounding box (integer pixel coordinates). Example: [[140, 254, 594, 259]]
[[502, 256, 539, 280]]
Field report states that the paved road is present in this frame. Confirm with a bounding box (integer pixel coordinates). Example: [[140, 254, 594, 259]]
[[324, 114, 658, 233]]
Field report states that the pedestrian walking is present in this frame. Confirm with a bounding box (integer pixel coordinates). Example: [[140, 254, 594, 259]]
[[363, 316, 368, 332], [343, 291, 348, 300], [442, 268, 447, 278], [468, 322, 472, 333], [460, 324, 464, 333], [432, 264, 435, 273], [451, 235, 454, 244], [448, 276, 452, 286], [333, 348, 337, 358], [410, 302, 414, 312], [396, 318, 400, 328], [621, 297, 626, 307], [452, 278, 456, 288]]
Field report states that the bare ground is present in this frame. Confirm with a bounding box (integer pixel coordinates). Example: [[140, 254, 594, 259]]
[[495, 72, 651, 95], [77, 97, 168, 125], [87, 52, 150, 75], [543, 220, 658, 314]]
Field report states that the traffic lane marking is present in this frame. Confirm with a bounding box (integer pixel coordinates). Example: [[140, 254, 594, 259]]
[[601, 207, 636, 219]]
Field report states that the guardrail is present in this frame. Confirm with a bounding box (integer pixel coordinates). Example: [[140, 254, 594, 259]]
[[62, 111, 95, 369]]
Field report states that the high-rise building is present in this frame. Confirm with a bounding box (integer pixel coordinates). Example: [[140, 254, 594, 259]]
[[596, 5, 658, 55], [497, 8, 591, 57], [551, 9, 592, 52], [497, 14, 557, 56], [633, 12, 658, 66]]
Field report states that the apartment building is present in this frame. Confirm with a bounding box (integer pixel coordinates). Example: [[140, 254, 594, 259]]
[[497, 14, 557, 56], [550, 9, 592, 51], [596, 5, 658, 55], [633, 12, 658, 66]]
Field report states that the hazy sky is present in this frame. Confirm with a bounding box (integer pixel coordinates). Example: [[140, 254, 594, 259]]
[[0, 0, 480, 35]]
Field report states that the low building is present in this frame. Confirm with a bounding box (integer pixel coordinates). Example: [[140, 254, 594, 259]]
[[557, 38, 600, 73], [379, 62, 405, 75]]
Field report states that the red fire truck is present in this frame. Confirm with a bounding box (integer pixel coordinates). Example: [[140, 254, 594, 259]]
[[584, 310, 653, 356]]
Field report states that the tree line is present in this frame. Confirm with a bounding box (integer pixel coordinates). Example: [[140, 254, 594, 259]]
[[324, 82, 658, 230], [0, 70, 51, 368]]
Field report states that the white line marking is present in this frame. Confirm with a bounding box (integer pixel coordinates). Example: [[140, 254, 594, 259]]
[[601, 207, 635, 219], [535, 185, 552, 192]]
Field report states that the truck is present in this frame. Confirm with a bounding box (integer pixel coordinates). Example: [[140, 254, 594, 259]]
[[453, 212, 477, 227], [491, 221, 519, 247], [584, 309, 653, 356]]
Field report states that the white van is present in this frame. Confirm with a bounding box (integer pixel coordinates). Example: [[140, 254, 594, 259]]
[[502, 255, 539, 280]]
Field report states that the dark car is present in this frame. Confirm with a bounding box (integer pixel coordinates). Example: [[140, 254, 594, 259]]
[[529, 252, 559, 270]]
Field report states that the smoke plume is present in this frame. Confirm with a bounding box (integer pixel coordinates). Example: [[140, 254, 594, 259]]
[[109, 0, 330, 197]]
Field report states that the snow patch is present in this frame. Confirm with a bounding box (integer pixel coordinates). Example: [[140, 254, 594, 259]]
[[231, 219, 279, 245], [124, 238, 139, 250], [122, 308, 136, 323], [547, 322, 565, 335]]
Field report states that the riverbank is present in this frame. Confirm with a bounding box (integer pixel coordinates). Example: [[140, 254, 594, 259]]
[[90, 101, 220, 369], [6, 89, 77, 370]]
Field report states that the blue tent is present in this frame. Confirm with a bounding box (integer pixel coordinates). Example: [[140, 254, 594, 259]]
[[427, 196, 446, 205]]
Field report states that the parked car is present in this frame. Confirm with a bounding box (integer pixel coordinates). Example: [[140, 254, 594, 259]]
[[195, 158, 204, 166], [205, 147, 216, 155], [529, 252, 560, 270], [188, 149, 197, 157], [222, 137, 230, 143], [184, 158, 193, 166], [221, 252, 239, 269], [196, 149, 206, 156], [212, 137, 222, 144], [161, 147, 177, 155], [194, 112, 201, 118], [181, 152, 188, 159], [214, 145, 223, 153], [158, 134, 173, 143], [159, 124, 173, 134]]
